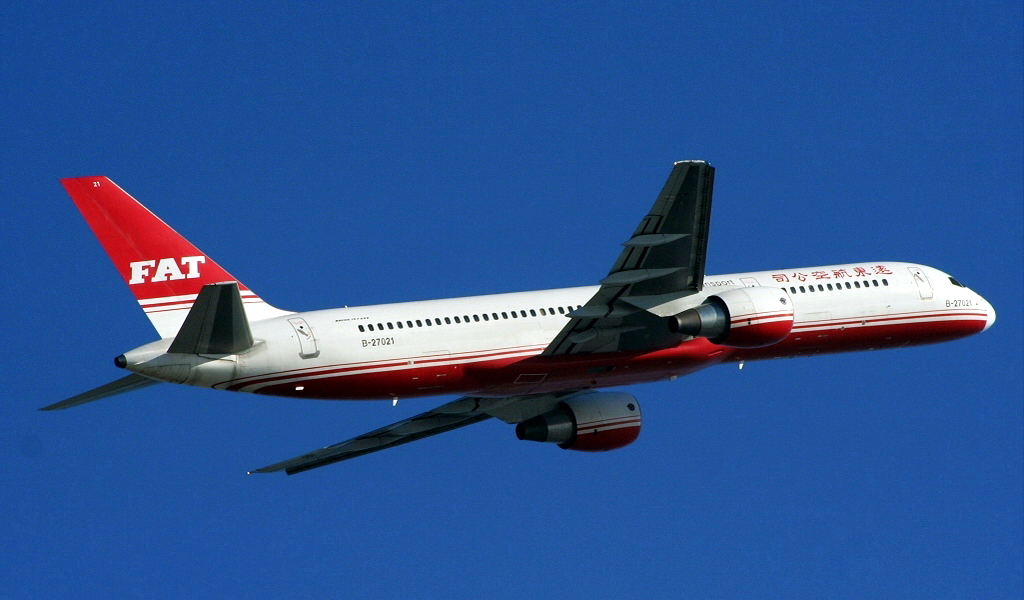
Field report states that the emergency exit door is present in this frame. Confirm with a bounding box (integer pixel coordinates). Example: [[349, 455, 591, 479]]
[[288, 317, 320, 358], [907, 267, 934, 300]]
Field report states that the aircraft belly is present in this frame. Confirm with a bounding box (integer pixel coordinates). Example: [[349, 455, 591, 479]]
[[462, 338, 733, 397], [220, 335, 734, 401]]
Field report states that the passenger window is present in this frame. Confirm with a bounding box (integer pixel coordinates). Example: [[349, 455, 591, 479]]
[[854, 281, 861, 288], [511, 311, 518, 318], [425, 320, 432, 326], [482, 314, 489, 321], [358, 325, 365, 332], [444, 317, 451, 324], [473, 315, 480, 322], [434, 318, 442, 325], [521, 310, 528, 317], [882, 279, 888, 286], [396, 321, 403, 329], [817, 285, 824, 291], [502, 312, 509, 319], [845, 282, 851, 289], [539, 308, 546, 316], [799, 286, 806, 293], [826, 284, 833, 291], [415, 320, 422, 327], [454, 316, 461, 323], [557, 307, 565, 314], [387, 322, 394, 329], [530, 309, 537, 317]]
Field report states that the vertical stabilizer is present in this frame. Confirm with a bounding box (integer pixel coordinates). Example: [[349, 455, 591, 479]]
[[61, 176, 289, 338]]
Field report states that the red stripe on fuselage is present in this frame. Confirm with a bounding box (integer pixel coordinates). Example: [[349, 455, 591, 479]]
[[791, 309, 987, 331], [220, 345, 546, 393], [730, 311, 792, 324], [218, 310, 987, 401]]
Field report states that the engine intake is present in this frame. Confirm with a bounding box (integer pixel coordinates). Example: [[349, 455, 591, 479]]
[[515, 392, 642, 452], [669, 286, 794, 348]]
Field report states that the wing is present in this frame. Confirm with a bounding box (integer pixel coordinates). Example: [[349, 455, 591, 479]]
[[250, 407, 490, 475], [250, 393, 568, 474], [544, 160, 715, 355]]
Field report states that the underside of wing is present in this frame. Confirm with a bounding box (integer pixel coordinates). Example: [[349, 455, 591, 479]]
[[249, 393, 571, 474], [250, 407, 490, 475], [544, 160, 715, 355]]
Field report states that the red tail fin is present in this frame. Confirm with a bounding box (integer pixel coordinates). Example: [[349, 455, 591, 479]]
[[62, 176, 288, 338]]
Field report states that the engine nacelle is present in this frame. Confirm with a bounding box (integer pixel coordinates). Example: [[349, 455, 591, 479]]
[[668, 286, 794, 348], [515, 392, 642, 452]]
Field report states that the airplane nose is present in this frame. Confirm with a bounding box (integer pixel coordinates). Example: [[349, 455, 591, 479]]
[[983, 301, 996, 332]]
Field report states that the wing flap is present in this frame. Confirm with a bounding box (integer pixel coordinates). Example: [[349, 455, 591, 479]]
[[600, 267, 684, 286]]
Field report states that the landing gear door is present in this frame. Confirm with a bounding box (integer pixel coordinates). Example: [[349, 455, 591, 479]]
[[288, 317, 320, 358], [907, 267, 934, 300]]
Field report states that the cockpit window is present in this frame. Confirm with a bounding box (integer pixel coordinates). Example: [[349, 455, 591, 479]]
[[949, 276, 965, 287]]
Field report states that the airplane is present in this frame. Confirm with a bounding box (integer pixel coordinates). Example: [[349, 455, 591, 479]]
[[42, 161, 996, 474]]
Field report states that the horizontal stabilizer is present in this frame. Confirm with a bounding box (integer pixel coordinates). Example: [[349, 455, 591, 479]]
[[168, 282, 254, 355], [40, 373, 159, 411]]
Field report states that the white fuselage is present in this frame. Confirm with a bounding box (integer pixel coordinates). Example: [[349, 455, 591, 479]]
[[124, 261, 994, 401]]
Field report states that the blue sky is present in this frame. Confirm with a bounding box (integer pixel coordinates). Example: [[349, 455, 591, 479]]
[[2, 2, 1021, 598]]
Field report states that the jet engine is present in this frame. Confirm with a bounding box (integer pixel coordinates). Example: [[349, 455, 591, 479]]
[[515, 392, 641, 451], [668, 286, 794, 348]]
